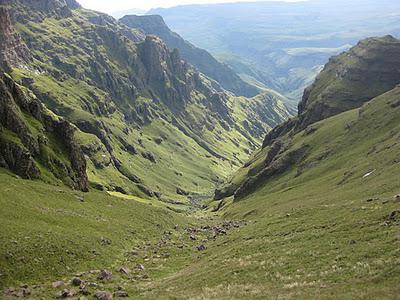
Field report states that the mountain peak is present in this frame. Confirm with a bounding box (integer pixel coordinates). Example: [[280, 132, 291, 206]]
[[121, 14, 167, 28]]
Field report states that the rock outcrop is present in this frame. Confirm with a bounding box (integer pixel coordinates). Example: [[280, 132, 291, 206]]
[[0, 7, 30, 70], [0, 73, 89, 191]]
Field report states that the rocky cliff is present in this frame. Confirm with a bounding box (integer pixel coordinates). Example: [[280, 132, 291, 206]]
[[120, 14, 259, 97], [0, 7, 30, 70], [0, 73, 89, 191]]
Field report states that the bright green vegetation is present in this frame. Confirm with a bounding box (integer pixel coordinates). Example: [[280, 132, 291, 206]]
[[0, 169, 189, 288], [151, 0, 400, 104]]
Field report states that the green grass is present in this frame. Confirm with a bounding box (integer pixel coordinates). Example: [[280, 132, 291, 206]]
[[0, 170, 189, 289]]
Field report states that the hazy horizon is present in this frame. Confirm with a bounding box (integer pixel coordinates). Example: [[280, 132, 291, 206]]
[[77, 0, 306, 14]]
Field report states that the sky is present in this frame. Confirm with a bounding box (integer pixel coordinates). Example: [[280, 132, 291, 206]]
[[78, 0, 303, 14]]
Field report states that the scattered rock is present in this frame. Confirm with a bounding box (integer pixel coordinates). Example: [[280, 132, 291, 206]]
[[52, 281, 65, 288], [56, 289, 76, 298], [136, 264, 145, 271], [387, 210, 400, 221], [100, 237, 112, 246], [154, 137, 163, 144], [137, 184, 155, 198], [176, 187, 189, 196], [79, 289, 90, 296], [97, 270, 112, 281], [114, 186, 127, 195], [114, 290, 129, 297], [118, 267, 130, 275], [384, 210, 400, 226], [394, 194, 400, 201], [3, 288, 17, 297], [71, 277, 83, 286], [94, 291, 113, 300], [141, 151, 156, 163], [197, 244, 207, 251]]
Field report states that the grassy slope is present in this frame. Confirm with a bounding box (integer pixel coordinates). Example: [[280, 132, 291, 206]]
[[134, 87, 400, 299], [0, 169, 189, 289]]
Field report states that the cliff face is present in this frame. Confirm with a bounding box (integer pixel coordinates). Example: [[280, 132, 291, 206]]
[[0, 73, 89, 191], [0, 7, 30, 70], [120, 14, 260, 97], [7, 0, 81, 20]]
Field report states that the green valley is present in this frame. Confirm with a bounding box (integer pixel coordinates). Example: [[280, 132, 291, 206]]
[[0, 0, 399, 299]]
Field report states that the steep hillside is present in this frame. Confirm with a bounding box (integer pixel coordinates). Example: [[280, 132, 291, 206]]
[[150, 0, 400, 102], [0, 169, 189, 289], [120, 14, 259, 97], [215, 35, 400, 200], [297, 35, 400, 130], [0, 0, 290, 202]]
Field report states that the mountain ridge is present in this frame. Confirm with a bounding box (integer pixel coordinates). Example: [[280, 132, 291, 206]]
[[215, 35, 400, 200], [120, 14, 260, 98]]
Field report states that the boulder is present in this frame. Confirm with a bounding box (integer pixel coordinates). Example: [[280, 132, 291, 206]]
[[114, 290, 129, 297], [97, 270, 112, 281], [71, 277, 82, 286], [94, 291, 113, 300]]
